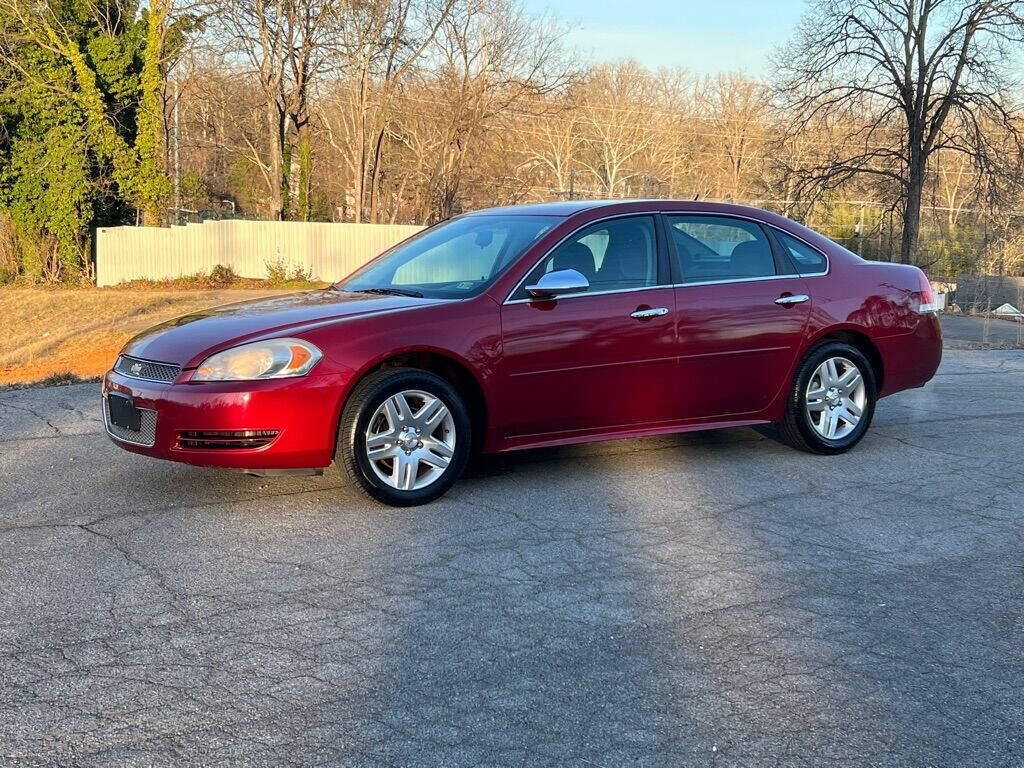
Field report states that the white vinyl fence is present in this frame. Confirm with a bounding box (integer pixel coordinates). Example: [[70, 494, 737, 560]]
[[95, 220, 424, 287]]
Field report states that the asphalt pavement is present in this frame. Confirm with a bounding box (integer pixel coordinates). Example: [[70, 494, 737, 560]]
[[1, 337, 1022, 766], [941, 312, 1023, 347]]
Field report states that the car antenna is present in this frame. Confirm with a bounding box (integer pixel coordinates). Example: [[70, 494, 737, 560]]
[[693, 194, 700, 200]]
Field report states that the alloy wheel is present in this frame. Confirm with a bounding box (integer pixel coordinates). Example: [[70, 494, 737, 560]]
[[804, 356, 867, 441], [364, 389, 456, 491]]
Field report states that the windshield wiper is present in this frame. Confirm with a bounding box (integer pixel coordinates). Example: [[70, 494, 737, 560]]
[[353, 287, 425, 298]]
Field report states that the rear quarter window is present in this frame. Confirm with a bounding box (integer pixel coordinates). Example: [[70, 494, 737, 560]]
[[776, 231, 828, 275]]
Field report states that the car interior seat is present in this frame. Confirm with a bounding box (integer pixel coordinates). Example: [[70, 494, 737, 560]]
[[729, 240, 774, 278], [552, 242, 597, 283], [597, 223, 653, 288]]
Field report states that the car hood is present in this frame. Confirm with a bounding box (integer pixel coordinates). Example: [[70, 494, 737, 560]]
[[122, 290, 444, 368]]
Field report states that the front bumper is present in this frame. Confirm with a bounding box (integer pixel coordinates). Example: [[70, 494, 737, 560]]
[[101, 369, 351, 469]]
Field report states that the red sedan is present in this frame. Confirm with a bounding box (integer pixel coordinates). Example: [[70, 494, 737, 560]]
[[103, 200, 942, 505]]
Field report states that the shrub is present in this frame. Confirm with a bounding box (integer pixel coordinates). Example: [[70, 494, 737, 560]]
[[265, 258, 314, 285], [288, 263, 314, 283], [265, 258, 289, 285], [208, 264, 238, 286]]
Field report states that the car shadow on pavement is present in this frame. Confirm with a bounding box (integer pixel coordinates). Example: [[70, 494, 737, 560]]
[[464, 425, 774, 481]]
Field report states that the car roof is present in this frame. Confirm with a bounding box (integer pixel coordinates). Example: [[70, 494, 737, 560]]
[[463, 199, 843, 256], [465, 199, 780, 219], [465, 200, 619, 216]]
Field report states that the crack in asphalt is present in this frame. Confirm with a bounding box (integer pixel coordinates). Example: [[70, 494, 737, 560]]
[[0, 400, 63, 435]]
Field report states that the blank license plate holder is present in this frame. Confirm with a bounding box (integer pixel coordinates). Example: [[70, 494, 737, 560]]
[[108, 393, 142, 432]]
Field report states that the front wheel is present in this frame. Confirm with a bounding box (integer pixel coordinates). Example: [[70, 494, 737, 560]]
[[777, 342, 876, 454], [336, 368, 471, 506]]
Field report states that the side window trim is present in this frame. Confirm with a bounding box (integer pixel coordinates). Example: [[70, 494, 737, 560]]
[[653, 213, 672, 286], [504, 212, 668, 304], [661, 212, 686, 284], [656, 213, 684, 285], [763, 224, 800, 276]]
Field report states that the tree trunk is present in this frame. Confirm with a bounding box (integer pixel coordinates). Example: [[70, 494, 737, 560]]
[[354, 66, 370, 223], [391, 176, 407, 224], [266, 101, 284, 220], [368, 126, 387, 224], [280, 113, 292, 220], [296, 121, 312, 221], [900, 151, 925, 265]]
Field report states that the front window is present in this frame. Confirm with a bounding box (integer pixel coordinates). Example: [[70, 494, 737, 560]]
[[338, 215, 558, 299], [512, 215, 660, 300]]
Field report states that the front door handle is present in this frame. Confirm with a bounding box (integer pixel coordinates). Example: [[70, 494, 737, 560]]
[[630, 307, 669, 319], [775, 294, 809, 306]]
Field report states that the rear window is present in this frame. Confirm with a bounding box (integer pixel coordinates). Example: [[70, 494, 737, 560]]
[[667, 215, 775, 283]]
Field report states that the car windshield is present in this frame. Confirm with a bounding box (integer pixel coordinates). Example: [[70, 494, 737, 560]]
[[337, 215, 559, 299]]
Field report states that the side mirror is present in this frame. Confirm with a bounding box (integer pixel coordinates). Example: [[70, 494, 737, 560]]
[[525, 268, 590, 299]]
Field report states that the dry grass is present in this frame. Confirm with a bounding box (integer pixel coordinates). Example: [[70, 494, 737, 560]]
[[0, 286, 301, 386]]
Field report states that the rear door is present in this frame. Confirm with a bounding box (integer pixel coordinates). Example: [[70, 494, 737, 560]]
[[499, 214, 678, 439], [665, 214, 811, 420]]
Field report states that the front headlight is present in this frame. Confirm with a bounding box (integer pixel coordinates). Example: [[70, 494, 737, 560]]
[[192, 338, 323, 381]]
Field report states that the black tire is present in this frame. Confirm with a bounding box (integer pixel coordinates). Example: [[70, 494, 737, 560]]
[[777, 341, 877, 455], [336, 368, 471, 506]]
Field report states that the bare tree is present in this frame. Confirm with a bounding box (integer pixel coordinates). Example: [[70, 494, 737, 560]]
[[283, 0, 336, 220], [519, 95, 582, 198], [646, 68, 701, 199], [214, 0, 335, 220], [698, 73, 772, 201], [577, 61, 655, 197], [320, 0, 453, 222], [413, 0, 571, 219], [775, 0, 1024, 263], [215, 0, 289, 219]]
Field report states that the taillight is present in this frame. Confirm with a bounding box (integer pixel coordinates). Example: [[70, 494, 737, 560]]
[[915, 268, 939, 313]]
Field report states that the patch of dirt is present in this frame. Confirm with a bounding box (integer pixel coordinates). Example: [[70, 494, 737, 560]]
[[0, 332, 125, 386], [0, 286, 302, 386]]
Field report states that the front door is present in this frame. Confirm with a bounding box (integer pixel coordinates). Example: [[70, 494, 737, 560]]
[[499, 215, 678, 440]]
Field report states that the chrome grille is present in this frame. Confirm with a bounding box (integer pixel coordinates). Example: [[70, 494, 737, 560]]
[[103, 397, 157, 447], [114, 355, 181, 383]]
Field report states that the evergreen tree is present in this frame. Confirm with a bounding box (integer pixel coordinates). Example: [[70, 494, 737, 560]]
[[0, 0, 173, 280]]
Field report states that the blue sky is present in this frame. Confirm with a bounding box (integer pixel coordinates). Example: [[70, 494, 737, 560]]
[[524, 0, 809, 75]]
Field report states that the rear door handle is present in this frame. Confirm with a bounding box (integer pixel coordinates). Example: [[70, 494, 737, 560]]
[[630, 307, 669, 319], [775, 294, 809, 306]]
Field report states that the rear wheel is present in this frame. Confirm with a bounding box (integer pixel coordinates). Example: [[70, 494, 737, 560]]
[[778, 342, 876, 454], [337, 368, 471, 506]]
